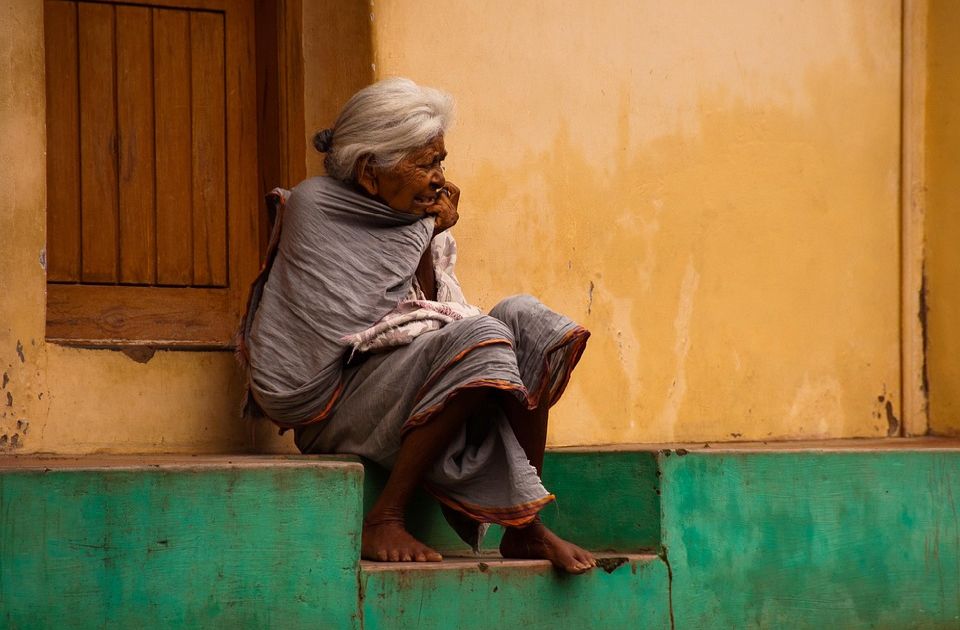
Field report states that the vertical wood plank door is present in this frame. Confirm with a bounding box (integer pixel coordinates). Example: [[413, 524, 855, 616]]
[[45, 0, 258, 346], [116, 4, 157, 286], [44, 0, 82, 282], [77, 1, 120, 284]]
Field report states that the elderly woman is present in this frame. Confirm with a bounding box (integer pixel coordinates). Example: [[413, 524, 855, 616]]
[[238, 78, 595, 574]]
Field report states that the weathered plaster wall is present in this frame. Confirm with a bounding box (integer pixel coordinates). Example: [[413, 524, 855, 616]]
[[0, 0, 910, 453], [926, 1, 960, 435], [0, 0, 272, 454], [0, 0, 48, 453], [366, 0, 903, 445]]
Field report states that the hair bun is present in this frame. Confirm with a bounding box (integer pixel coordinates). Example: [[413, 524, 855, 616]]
[[313, 128, 334, 153]]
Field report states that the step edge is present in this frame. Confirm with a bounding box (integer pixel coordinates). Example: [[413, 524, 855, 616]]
[[360, 553, 660, 573], [551, 437, 960, 453], [0, 454, 364, 471]]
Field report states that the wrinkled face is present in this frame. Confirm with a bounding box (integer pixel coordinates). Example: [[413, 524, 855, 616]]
[[359, 135, 447, 215]]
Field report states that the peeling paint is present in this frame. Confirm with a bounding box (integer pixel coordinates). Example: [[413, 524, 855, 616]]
[[1, 372, 7, 388], [785, 376, 844, 437], [15, 340, 24, 363], [120, 347, 157, 364], [595, 556, 628, 573], [885, 400, 900, 436], [6, 392, 12, 407]]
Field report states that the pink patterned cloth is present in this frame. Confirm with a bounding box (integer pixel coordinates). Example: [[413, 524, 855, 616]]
[[341, 231, 483, 356]]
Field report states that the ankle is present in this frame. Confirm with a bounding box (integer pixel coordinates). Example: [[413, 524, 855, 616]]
[[509, 516, 544, 532], [364, 508, 406, 528]]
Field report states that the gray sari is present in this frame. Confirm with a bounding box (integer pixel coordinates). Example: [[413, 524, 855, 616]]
[[238, 177, 589, 540]]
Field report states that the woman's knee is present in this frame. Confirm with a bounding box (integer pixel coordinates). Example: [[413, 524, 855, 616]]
[[488, 294, 546, 328], [448, 314, 515, 346]]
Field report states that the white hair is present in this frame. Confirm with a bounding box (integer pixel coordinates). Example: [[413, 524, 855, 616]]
[[316, 77, 454, 182]]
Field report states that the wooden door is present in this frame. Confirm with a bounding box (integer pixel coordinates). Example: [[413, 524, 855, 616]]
[[44, 0, 258, 346]]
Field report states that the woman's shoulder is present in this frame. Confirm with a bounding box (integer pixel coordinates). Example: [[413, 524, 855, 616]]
[[289, 176, 364, 207], [285, 176, 341, 216], [290, 175, 339, 198]]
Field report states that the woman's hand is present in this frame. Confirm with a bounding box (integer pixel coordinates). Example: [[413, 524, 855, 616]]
[[426, 182, 460, 234]]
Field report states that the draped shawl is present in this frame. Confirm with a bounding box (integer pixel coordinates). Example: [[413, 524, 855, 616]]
[[239, 176, 474, 426]]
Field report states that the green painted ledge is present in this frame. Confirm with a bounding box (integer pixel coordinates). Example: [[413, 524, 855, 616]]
[[660, 449, 960, 629], [11, 443, 960, 628], [360, 555, 670, 630], [0, 458, 364, 629], [362, 450, 661, 555]]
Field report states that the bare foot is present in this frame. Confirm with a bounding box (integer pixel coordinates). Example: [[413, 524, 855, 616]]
[[362, 519, 443, 562], [500, 522, 596, 574]]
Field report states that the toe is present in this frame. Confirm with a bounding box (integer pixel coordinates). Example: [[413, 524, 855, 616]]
[[388, 549, 400, 562], [401, 551, 412, 562], [415, 551, 427, 562], [376, 549, 388, 562]]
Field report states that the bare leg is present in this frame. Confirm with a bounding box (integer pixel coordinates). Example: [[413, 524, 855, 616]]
[[499, 395, 596, 574], [362, 388, 488, 562], [503, 396, 549, 475]]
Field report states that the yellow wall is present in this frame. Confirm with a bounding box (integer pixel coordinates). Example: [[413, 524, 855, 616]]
[[367, 0, 903, 445], [0, 0, 289, 454], [1, 0, 47, 453], [926, 1, 960, 435], [0, 0, 908, 453]]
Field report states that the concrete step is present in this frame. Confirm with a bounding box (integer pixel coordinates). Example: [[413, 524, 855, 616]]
[[5, 439, 960, 628], [362, 450, 662, 556], [361, 438, 960, 559], [359, 554, 670, 630], [656, 442, 960, 629], [0, 455, 365, 629]]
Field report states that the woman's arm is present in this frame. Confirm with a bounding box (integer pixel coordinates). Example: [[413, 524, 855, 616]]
[[417, 181, 460, 300], [415, 248, 437, 301]]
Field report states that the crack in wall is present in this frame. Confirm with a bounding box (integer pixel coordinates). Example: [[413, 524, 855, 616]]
[[919, 265, 930, 417], [661, 545, 676, 630]]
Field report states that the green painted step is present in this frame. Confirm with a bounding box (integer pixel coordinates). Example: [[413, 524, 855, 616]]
[[362, 450, 661, 556], [659, 446, 960, 629], [0, 456, 364, 630], [359, 555, 670, 630], [8, 440, 960, 629]]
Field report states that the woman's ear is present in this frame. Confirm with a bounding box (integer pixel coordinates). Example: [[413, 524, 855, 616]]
[[355, 156, 378, 196]]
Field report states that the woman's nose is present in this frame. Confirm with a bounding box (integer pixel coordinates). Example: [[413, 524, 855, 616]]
[[430, 167, 445, 190]]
